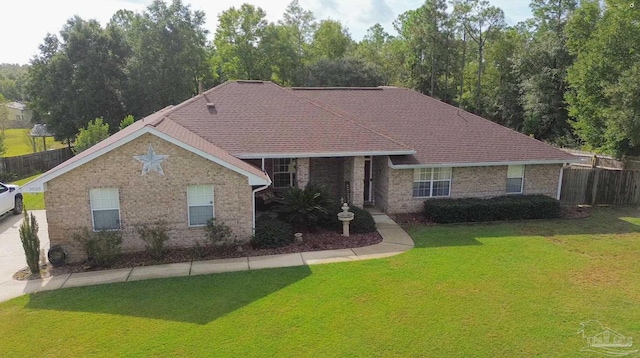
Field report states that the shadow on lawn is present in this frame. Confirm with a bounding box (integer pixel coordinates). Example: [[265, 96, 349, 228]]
[[25, 266, 312, 325], [409, 207, 640, 249]]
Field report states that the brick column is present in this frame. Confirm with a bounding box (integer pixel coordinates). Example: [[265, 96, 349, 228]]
[[296, 157, 310, 189], [343, 156, 365, 207]]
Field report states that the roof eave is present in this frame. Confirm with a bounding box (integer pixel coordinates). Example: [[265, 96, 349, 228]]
[[236, 150, 416, 159], [388, 158, 582, 169]]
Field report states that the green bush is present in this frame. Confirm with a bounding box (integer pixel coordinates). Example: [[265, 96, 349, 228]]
[[423, 195, 561, 224], [136, 221, 170, 260], [321, 204, 377, 234], [74, 118, 110, 153], [349, 206, 377, 234], [73, 229, 123, 267], [204, 219, 237, 246], [0, 171, 17, 183], [252, 216, 294, 249], [277, 183, 334, 231], [190, 240, 209, 259], [19, 210, 40, 274]]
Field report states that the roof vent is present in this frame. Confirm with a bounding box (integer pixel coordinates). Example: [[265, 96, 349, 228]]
[[206, 102, 215, 108]]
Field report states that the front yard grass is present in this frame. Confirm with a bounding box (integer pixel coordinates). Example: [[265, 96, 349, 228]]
[[12, 174, 44, 210], [0, 207, 639, 356]]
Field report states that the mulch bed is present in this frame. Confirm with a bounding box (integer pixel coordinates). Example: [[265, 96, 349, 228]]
[[391, 206, 591, 229], [14, 230, 382, 281]]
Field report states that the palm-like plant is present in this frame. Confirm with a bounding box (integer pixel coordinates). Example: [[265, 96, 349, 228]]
[[278, 183, 334, 232]]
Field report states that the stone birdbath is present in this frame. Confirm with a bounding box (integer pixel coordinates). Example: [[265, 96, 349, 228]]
[[337, 203, 355, 237]]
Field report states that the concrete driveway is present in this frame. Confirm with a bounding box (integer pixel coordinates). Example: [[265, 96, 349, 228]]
[[0, 210, 56, 302]]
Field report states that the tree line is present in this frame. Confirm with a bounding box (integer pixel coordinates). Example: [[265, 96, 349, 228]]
[[2, 0, 639, 158]]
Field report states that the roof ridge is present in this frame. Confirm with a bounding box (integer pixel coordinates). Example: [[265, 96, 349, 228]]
[[278, 85, 413, 151], [152, 81, 235, 118], [291, 87, 383, 91]]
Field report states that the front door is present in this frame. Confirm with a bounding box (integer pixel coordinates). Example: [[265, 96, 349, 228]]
[[364, 157, 373, 203]]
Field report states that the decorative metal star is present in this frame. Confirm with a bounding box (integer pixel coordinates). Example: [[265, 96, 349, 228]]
[[133, 144, 169, 176]]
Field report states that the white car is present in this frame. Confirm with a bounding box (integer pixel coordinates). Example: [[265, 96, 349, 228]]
[[0, 182, 23, 216]]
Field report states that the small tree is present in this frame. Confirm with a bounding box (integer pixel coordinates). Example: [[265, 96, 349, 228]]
[[74, 118, 110, 153], [19, 210, 40, 274], [119, 115, 135, 131]]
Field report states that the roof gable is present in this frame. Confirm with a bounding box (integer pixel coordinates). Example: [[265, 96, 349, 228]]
[[23, 113, 270, 193]]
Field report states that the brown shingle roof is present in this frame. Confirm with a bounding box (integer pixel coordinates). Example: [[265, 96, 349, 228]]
[[167, 81, 413, 157], [28, 80, 575, 193], [292, 86, 575, 165]]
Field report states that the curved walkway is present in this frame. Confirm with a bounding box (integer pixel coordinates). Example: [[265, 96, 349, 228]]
[[0, 211, 413, 303]]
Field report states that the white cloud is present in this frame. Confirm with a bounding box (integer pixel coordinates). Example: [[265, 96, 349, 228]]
[[0, 0, 531, 65]]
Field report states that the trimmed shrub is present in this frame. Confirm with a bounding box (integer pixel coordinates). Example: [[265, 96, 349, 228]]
[[423, 195, 561, 224], [204, 219, 237, 247], [321, 204, 377, 234], [252, 216, 294, 249], [349, 206, 377, 234], [277, 183, 334, 231], [136, 221, 170, 260], [19, 210, 40, 274], [73, 229, 123, 267]]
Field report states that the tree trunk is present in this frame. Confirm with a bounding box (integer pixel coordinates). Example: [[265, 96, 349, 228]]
[[430, 47, 435, 97], [476, 40, 483, 114], [459, 30, 466, 104]]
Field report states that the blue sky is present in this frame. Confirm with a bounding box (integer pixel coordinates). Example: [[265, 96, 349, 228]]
[[0, 0, 533, 65]]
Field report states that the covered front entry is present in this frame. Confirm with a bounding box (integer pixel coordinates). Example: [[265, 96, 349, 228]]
[[251, 156, 375, 208]]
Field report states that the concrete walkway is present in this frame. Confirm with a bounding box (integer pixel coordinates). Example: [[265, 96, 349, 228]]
[[0, 211, 413, 303]]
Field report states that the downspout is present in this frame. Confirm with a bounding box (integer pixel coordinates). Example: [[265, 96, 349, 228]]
[[252, 173, 271, 234], [556, 165, 565, 200]]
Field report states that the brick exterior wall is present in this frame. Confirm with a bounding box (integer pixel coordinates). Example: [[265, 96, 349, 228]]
[[296, 157, 310, 189], [309, 157, 344, 199], [379, 161, 562, 214], [45, 133, 254, 263], [343, 156, 365, 207], [523, 164, 562, 197], [373, 155, 389, 209]]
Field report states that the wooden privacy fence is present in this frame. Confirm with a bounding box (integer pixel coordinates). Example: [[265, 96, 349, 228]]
[[1, 147, 73, 179], [560, 167, 640, 206]]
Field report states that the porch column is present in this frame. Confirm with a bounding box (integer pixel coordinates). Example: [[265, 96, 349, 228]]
[[344, 156, 365, 207], [296, 157, 310, 189]]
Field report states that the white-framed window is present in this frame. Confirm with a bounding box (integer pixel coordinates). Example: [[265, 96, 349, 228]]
[[506, 165, 525, 194], [272, 158, 296, 188], [187, 185, 214, 227], [90, 188, 121, 231], [413, 167, 452, 198]]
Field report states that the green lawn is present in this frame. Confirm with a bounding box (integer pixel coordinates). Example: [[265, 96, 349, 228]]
[[1, 207, 639, 356], [3, 128, 65, 157], [12, 174, 44, 210]]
